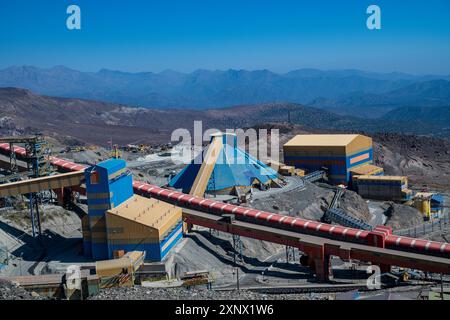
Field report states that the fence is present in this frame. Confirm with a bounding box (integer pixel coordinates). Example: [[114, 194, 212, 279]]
[[394, 211, 450, 238]]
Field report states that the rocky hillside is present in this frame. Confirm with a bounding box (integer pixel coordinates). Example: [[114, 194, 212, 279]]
[[2, 87, 450, 147], [372, 133, 450, 189], [0, 87, 366, 145]]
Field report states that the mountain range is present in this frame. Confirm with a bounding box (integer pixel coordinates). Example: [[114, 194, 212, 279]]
[[1, 66, 449, 113], [0, 88, 449, 146], [309, 80, 450, 118]]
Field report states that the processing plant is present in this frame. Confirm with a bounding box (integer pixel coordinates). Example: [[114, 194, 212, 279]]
[[0, 134, 448, 299], [283, 134, 381, 185], [83, 158, 183, 261], [168, 132, 280, 196]]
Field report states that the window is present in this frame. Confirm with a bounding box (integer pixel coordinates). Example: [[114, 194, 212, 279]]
[[90, 171, 99, 184]]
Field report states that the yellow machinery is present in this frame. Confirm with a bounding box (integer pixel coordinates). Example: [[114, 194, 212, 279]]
[[110, 144, 122, 159], [413, 192, 433, 220], [278, 165, 305, 177], [279, 165, 295, 176]]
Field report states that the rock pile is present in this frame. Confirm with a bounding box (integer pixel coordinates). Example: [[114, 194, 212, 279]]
[[89, 286, 322, 300], [0, 279, 44, 300]]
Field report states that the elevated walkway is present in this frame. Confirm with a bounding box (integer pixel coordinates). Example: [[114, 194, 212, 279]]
[[303, 170, 326, 183], [0, 171, 85, 197], [323, 187, 373, 231]]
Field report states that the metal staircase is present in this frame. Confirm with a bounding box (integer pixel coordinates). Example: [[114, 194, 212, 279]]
[[323, 187, 373, 231], [302, 170, 326, 183]]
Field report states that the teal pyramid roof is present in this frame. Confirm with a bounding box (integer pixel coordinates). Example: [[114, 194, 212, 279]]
[[168, 136, 278, 193]]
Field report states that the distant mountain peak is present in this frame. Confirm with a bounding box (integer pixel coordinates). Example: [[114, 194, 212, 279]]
[[0, 65, 449, 110]]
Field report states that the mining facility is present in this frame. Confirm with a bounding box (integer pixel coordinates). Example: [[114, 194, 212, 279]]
[[0, 132, 448, 300]]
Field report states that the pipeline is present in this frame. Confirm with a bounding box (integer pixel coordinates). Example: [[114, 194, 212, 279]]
[[0, 143, 449, 260]]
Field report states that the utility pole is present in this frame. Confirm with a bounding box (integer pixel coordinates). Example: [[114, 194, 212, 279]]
[[236, 268, 240, 291], [441, 274, 444, 301], [19, 253, 23, 276]]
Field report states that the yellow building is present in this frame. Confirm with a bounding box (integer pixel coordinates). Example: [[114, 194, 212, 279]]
[[105, 195, 182, 261], [283, 134, 375, 184]]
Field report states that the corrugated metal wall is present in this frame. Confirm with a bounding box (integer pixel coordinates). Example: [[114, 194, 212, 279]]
[[84, 159, 133, 260], [283, 134, 373, 185]]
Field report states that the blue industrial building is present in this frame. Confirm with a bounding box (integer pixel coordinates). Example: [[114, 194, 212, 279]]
[[169, 133, 279, 194], [283, 134, 378, 185], [83, 158, 182, 261]]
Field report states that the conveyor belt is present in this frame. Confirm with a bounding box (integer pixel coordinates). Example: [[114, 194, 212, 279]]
[[0, 171, 85, 197], [183, 208, 450, 275]]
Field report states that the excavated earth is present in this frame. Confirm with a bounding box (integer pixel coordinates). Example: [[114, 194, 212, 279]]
[[88, 286, 324, 300], [372, 133, 450, 190], [0, 279, 45, 300], [249, 182, 371, 223], [383, 202, 424, 230]]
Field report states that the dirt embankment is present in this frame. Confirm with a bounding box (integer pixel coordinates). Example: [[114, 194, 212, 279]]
[[249, 182, 332, 221], [338, 190, 371, 222], [249, 183, 371, 223], [383, 202, 423, 230]]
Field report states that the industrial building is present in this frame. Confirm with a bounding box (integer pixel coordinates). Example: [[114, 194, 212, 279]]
[[106, 195, 182, 261], [169, 132, 279, 195], [283, 134, 382, 184], [84, 158, 182, 261], [352, 175, 412, 202], [348, 164, 384, 180], [84, 159, 134, 260]]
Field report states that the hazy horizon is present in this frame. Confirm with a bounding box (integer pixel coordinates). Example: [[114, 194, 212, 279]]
[[1, 1, 449, 74], [2, 64, 450, 77]]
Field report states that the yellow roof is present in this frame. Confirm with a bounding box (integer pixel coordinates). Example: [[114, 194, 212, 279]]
[[107, 195, 180, 230], [350, 164, 384, 175], [354, 175, 406, 181], [284, 134, 361, 147], [96, 258, 132, 273]]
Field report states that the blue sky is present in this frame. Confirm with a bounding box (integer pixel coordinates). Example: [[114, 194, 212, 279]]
[[0, 0, 449, 74]]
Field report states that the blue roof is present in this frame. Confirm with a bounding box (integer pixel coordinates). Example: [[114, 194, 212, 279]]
[[169, 142, 278, 193], [431, 194, 444, 204], [95, 158, 126, 173]]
